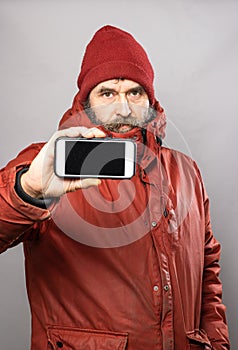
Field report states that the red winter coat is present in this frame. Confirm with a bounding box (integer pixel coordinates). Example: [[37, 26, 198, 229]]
[[0, 101, 229, 350]]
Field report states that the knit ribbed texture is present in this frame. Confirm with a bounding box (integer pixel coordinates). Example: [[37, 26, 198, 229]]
[[77, 25, 155, 103]]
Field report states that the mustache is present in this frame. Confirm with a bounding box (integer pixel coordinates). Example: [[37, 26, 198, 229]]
[[84, 103, 157, 130], [103, 116, 142, 128], [102, 116, 146, 133]]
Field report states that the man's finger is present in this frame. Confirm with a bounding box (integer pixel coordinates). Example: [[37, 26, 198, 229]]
[[74, 178, 102, 190], [81, 127, 106, 138]]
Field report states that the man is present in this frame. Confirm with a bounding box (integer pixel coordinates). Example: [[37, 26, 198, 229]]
[[0, 25, 230, 349]]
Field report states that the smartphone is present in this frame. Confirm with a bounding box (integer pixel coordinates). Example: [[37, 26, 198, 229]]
[[54, 137, 136, 179]]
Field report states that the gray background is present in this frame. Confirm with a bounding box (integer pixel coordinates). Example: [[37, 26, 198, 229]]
[[0, 0, 237, 349]]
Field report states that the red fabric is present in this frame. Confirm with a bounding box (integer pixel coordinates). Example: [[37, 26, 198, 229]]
[[77, 25, 155, 104], [0, 137, 230, 349], [0, 25, 230, 350]]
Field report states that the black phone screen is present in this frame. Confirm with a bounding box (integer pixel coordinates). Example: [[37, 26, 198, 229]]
[[65, 140, 125, 176]]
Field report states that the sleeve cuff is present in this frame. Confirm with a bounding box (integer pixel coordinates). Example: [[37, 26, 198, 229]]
[[14, 167, 57, 209]]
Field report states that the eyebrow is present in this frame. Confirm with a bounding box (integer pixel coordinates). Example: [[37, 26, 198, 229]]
[[97, 84, 145, 94], [127, 86, 146, 94], [97, 87, 116, 94]]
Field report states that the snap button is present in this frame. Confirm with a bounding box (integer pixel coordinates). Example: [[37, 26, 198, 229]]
[[164, 284, 169, 292], [163, 209, 168, 217], [153, 285, 159, 292], [151, 221, 157, 227], [56, 341, 63, 348]]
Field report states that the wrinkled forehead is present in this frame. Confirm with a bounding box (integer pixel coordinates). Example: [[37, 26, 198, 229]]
[[90, 79, 145, 94]]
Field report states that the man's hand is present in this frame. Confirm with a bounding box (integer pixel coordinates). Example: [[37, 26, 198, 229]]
[[20, 126, 106, 199]]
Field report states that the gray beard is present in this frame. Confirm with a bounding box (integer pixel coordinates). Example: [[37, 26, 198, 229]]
[[84, 102, 156, 133]]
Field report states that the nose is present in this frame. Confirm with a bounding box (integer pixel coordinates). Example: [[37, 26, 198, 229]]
[[115, 95, 131, 117]]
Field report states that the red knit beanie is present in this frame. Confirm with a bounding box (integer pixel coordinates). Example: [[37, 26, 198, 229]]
[[77, 25, 155, 104]]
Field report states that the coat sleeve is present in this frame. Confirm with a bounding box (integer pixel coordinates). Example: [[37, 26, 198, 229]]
[[0, 143, 53, 254], [195, 163, 230, 350]]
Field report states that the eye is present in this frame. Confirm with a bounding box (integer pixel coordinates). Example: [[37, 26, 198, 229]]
[[128, 88, 145, 100], [101, 91, 114, 98], [131, 91, 140, 96]]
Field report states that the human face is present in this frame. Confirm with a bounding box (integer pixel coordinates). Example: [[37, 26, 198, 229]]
[[88, 79, 150, 133]]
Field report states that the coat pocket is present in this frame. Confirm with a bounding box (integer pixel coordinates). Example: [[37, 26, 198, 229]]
[[47, 326, 128, 350], [186, 329, 212, 349]]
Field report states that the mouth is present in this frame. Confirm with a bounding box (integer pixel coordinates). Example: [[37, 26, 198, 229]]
[[103, 123, 137, 133]]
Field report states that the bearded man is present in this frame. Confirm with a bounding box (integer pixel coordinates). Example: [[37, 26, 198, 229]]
[[0, 25, 230, 350]]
